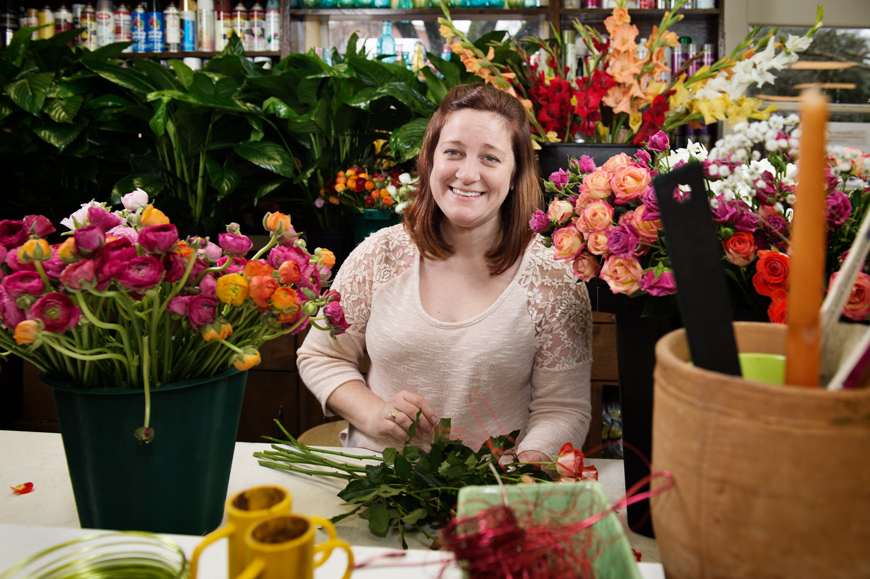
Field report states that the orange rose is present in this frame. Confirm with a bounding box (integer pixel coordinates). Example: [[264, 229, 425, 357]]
[[601, 152, 633, 172], [140, 205, 170, 227], [552, 226, 585, 261], [752, 249, 789, 297], [586, 231, 611, 256], [631, 205, 662, 243], [768, 289, 788, 324], [248, 275, 279, 310], [215, 273, 249, 306], [547, 200, 575, 225], [580, 169, 613, 200], [610, 164, 651, 205], [242, 259, 274, 279], [278, 260, 302, 284], [576, 200, 614, 234], [722, 232, 757, 267]]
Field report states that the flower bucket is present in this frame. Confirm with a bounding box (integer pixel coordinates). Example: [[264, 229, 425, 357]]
[[43, 368, 248, 536], [348, 208, 400, 246], [650, 322, 870, 578]]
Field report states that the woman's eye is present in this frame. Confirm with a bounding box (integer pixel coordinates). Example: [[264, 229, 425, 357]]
[[484, 155, 500, 163], [444, 149, 461, 157]]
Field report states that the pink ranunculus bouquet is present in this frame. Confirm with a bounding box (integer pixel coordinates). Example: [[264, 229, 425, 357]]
[[0, 191, 349, 437], [532, 116, 870, 324]]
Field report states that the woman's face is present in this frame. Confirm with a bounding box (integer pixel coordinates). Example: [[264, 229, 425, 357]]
[[430, 109, 516, 236]]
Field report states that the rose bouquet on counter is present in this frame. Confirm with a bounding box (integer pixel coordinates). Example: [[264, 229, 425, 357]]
[[0, 190, 349, 439], [531, 117, 870, 322]]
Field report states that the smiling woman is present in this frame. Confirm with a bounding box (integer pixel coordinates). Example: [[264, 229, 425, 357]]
[[298, 84, 593, 466]]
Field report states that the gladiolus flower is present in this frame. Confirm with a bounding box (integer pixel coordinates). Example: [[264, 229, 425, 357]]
[[202, 320, 233, 342], [216, 273, 249, 306], [28, 292, 80, 333], [242, 259, 274, 279], [13, 319, 40, 345], [249, 275, 279, 310], [233, 347, 261, 371], [17, 239, 51, 263], [140, 205, 170, 227], [264, 212, 292, 233]]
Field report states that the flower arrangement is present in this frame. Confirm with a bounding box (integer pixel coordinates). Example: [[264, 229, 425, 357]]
[[329, 167, 419, 215], [531, 119, 870, 323], [439, 1, 823, 146], [0, 190, 349, 438]]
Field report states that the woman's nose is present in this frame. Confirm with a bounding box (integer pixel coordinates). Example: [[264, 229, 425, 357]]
[[454, 157, 480, 184]]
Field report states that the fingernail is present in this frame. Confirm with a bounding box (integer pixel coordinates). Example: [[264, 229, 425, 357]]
[[430, 416, 438, 424]]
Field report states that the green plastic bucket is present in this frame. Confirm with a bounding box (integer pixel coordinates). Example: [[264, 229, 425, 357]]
[[349, 208, 401, 246], [44, 368, 247, 535]]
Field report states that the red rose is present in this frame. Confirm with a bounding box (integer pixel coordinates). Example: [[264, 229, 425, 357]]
[[752, 249, 790, 297], [768, 289, 789, 324], [722, 232, 757, 267]]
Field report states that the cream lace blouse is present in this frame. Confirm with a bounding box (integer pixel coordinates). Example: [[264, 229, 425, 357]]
[[297, 225, 593, 457]]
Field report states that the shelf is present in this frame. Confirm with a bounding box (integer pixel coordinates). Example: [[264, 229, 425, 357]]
[[288, 7, 548, 20], [121, 51, 281, 59]]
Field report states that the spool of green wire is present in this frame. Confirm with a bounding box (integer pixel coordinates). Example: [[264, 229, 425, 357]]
[[0, 532, 188, 579]]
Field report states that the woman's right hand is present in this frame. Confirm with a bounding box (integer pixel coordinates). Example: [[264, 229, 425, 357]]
[[365, 390, 439, 447]]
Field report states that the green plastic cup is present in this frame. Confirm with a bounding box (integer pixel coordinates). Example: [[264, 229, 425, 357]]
[[738, 353, 786, 385]]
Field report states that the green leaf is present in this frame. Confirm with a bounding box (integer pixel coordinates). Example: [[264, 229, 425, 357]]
[[149, 97, 169, 136], [44, 96, 83, 123], [262, 97, 297, 119], [113, 174, 166, 198], [85, 60, 159, 94], [345, 82, 435, 116], [382, 447, 397, 468], [253, 179, 287, 203], [389, 118, 428, 164], [32, 121, 83, 151], [205, 156, 241, 199], [245, 115, 264, 142], [375, 485, 402, 498], [169, 59, 196, 90], [420, 66, 448, 106], [365, 464, 387, 485], [401, 508, 427, 526], [402, 445, 421, 462], [395, 454, 412, 482], [5, 72, 54, 115], [427, 53, 461, 88], [368, 501, 390, 534], [134, 59, 185, 91], [337, 478, 378, 502], [86, 94, 136, 109], [2, 27, 33, 68], [405, 408, 423, 443], [234, 141, 297, 178], [348, 55, 417, 87], [82, 41, 131, 61]]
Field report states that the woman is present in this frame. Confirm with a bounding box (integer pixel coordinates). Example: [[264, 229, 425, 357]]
[[297, 83, 592, 464]]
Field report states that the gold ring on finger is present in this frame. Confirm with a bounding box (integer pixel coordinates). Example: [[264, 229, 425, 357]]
[[388, 409, 399, 422]]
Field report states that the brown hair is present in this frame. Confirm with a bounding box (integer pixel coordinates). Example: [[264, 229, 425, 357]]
[[403, 83, 542, 276]]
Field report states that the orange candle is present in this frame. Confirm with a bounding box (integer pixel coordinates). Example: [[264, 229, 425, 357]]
[[785, 88, 829, 387]]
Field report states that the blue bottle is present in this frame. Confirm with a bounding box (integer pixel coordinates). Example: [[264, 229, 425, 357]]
[[131, 2, 146, 51], [144, 0, 164, 51], [377, 20, 395, 63], [373, 0, 389, 7]]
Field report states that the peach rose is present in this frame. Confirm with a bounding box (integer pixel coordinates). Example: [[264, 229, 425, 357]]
[[547, 200, 575, 225], [552, 226, 585, 261], [580, 169, 614, 200], [829, 271, 870, 322], [722, 232, 757, 267], [586, 231, 611, 256], [631, 205, 662, 242], [610, 164, 651, 205], [602, 152, 634, 172], [572, 252, 601, 282], [599, 254, 644, 295], [576, 200, 614, 234]]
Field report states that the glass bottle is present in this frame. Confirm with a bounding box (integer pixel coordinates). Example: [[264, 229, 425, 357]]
[[195, 0, 212, 50], [376, 20, 395, 63]]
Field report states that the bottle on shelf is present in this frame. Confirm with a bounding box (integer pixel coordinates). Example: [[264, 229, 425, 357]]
[[144, 0, 163, 52], [54, 3, 73, 35], [249, 0, 263, 51], [95, 0, 113, 46], [230, 0, 247, 50], [373, 0, 389, 8], [164, 0, 179, 51], [213, 0, 230, 50], [195, 0, 212, 50], [0, 0, 18, 48], [114, 1, 132, 50], [376, 20, 395, 64], [179, 0, 195, 50], [79, 1, 96, 47], [264, 0, 278, 51], [131, 0, 145, 50], [37, 3, 55, 39], [22, 1, 38, 40]]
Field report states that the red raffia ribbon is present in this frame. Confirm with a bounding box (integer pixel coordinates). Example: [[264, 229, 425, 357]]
[[10, 482, 34, 495]]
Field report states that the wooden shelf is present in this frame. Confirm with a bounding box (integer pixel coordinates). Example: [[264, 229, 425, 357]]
[[121, 50, 281, 59], [288, 7, 547, 20]]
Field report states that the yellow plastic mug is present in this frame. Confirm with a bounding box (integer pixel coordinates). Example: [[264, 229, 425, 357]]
[[236, 515, 354, 579], [190, 486, 293, 579]]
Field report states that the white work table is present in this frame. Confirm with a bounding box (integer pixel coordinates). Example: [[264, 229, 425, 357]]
[[0, 430, 663, 577]]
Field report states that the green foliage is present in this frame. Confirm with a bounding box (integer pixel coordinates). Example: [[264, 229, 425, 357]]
[[255, 415, 553, 549]]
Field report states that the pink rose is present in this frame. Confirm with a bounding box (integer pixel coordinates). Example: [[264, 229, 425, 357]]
[[580, 169, 613, 200], [572, 252, 601, 282], [549, 169, 570, 191], [722, 232, 757, 267], [552, 227, 585, 261], [826, 190, 851, 230], [570, 155, 596, 174], [599, 255, 643, 295], [829, 271, 870, 321], [606, 224, 640, 258], [631, 205, 662, 243], [602, 152, 634, 173], [529, 209, 550, 234], [640, 268, 677, 296], [576, 200, 614, 234], [29, 292, 80, 333], [586, 231, 611, 256], [647, 131, 669, 152], [610, 164, 651, 206], [547, 200, 575, 225]]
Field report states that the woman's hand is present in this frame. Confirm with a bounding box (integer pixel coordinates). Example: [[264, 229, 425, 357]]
[[366, 390, 439, 447]]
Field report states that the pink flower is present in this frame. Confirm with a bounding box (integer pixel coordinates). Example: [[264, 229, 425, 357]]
[[325, 300, 349, 334], [0, 285, 25, 328], [586, 231, 611, 256], [547, 200, 574, 224], [549, 169, 570, 191], [733, 209, 761, 233], [610, 164, 651, 205], [631, 205, 662, 242], [0, 220, 27, 249], [60, 260, 98, 291], [641, 188, 660, 220], [552, 226, 585, 261], [73, 225, 106, 256], [1, 271, 45, 299], [198, 242, 223, 263], [5, 248, 36, 273], [138, 224, 179, 254], [576, 200, 614, 234], [162, 253, 186, 283], [606, 224, 640, 258], [219, 233, 253, 256], [571, 155, 596, 174], [24, 215, 55, 238], [829, 271, 870, 321], [107, 225, 138, 244], [640, 268, 677, 296], [115, 256, 165, 292], [572, 252, 601, 282], [217, 256, 247, 274], [187, 294, 217, 329], [825, 190, 851, 229], [647, 130, 669, 152], [600, 255, 643, 295], [555, 443, 597, 481], [0, 246, 6, 265], [87, 206, 122, 231], [528, 209, 550, 233], [199, 274, 217, 296], [121, 189, 149, 211], [634, 149, 652, 165], [168, 295, 191, 316], [95, 239, 138, 284], [267, 245, 308, 270], [580, 169, 613, 200], [297, 263, 323, 295], [602, 152, 634, 172], [29, 292, 80, 333]]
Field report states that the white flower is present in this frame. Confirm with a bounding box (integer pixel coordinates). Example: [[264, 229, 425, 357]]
[[394, 201, 410, 215], [686, 140, 708, 160], [786, 194, 797, 205], [61, 200, 99, 230], [399, 172, 413, 185], [386, 184, 397, 196], [785, 34, 812, 53], [122, 188, 149, 211]]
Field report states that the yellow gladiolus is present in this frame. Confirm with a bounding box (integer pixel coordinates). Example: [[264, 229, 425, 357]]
[[215, 273, 249, 306]]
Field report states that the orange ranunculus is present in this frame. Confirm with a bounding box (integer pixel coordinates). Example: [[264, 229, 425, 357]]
[[371, 189, 381, 199], [365, 180, 375, 191], [278, 260, 302, 284], [202, 320, 233, 342], [242, 259, 274, 279], [216, 273, 249, 306], [18, 239, 50, 263], [319, 249, 335, 269], [264, 212, 292, 233], [141, 204, 170, 227], [173, 240, 195, 259], [13, 320, 40, 345], [271, 286, 300, 311], [334, 183, 347, 193], [346, 168, 357, 177], [752, 250, 790, 297], [381, 196, 393, 206], [276, 309, 301, 324], [57, 238, 78, 263], [347, 176, 358, 190], [233, 347, 261, 371], [328, 196, 340, 205], [248, 275, 279, 310]]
